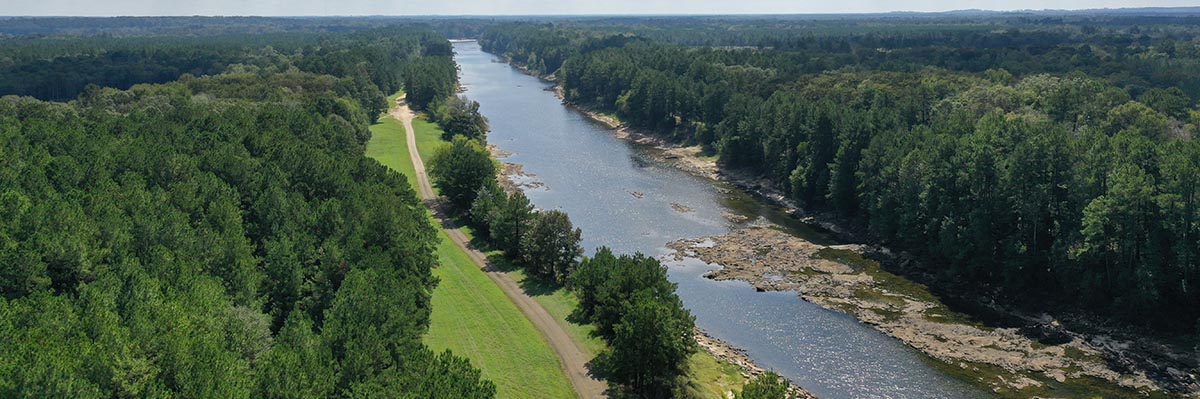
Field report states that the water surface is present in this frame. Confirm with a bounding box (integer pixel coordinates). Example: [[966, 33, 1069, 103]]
[[454, 40, 990, 399]]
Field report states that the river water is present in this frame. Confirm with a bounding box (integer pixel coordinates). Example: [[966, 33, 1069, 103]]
[[453, 40, 991, 399]]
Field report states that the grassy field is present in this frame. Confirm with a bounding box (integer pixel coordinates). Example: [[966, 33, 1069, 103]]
[[401, 109, 749, 399], [366, 109, 576, 399]]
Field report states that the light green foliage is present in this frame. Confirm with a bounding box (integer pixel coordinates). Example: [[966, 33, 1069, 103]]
[[737, 373, 791, 399]]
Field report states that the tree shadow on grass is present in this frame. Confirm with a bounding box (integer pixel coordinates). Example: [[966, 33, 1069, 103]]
[[585, 355, 619, 398], [480, 251, 562, 298], [517, 272, 562, 297], [482, 251, 519, 273]]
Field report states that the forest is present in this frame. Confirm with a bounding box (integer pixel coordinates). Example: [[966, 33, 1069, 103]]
[[0, 26, 491, 397], [0, 26, 453, 105], [478, 17, 1200, 333]]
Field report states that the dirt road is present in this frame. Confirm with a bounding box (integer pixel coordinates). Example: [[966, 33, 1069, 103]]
[[391, 100, 607, 399]]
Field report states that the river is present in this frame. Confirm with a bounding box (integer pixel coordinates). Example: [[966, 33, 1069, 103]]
[[453, 40, 991, 399]]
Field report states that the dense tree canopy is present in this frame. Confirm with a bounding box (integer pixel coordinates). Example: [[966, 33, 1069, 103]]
[[429, 135, 498, 210], [0, 27, 452, 110], [571, 248, 697, 398], [429, 95, 490, 142], [0, 27, 494, 398], [520, 210, 583, 284], [482, 19, 1200, 332]]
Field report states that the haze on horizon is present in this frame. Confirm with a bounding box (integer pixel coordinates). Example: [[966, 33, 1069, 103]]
[[3, 0, 1198, 17]]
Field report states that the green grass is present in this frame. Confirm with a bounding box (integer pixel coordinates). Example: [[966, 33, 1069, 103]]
[[367, 108, 575, 399], [394, 99, 752, 399], [365, 115, 420, 193], [412, 114, 449, 159], [685, 351, 749, 399], [423, 230, 575, 399]]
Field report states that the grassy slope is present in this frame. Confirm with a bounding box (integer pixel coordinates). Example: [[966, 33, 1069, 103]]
[[367, 109, 576, 399], [406, 113, 748, 399]]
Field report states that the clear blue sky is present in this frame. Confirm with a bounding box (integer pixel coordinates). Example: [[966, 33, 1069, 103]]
[[4, 0, 1197, 16]]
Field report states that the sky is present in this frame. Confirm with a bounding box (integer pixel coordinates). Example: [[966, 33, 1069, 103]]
[[3, 0, 1198, 16]]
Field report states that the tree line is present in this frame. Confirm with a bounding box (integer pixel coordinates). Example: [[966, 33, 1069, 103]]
[[424, 79, 798, 398], [0, 28, 495, 398], [480, 20, 1200, 333], [0, 26, 451, 107], [428, 131, 707, 398]]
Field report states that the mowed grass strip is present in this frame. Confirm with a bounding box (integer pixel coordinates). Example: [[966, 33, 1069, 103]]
[[405, 114, 748, 399], [367, 110, 576, 399]]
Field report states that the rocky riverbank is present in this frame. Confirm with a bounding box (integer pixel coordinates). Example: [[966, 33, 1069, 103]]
[[552, 75, 1196, 399], [695, 329, 817, 399], [488, 144, 544, 193], [669, 227, 1171, 398], [494, 54, 1192, 398], [553, 86, 722, 181]]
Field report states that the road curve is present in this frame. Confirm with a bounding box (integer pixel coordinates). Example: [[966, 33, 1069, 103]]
[[392, 99, 608, 399]]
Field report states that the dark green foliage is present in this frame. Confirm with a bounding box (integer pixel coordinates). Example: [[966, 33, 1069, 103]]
[[602, 291, 696, 399], [428, 136, 498, 210], [404, 56, 459, 110], [430, 95, 490, 142], [255, 311, 336, 398], [569, 248, 697, 397], [468, 179, 507, 237], [490, 191, 536, 259], [520, 210, 583, 284], [0, 27, 446, 120], [0, 28, 494, 398], [484, 21, 1200, 332], [569, 249, 680, 339]]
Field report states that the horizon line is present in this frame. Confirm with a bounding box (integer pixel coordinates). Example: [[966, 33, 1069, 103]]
[[3, 5, 1200, 19]]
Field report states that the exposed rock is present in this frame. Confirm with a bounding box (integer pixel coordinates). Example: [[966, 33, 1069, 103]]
[[721, 211, 749, 223], [669, 227, 1164, 395], [488, 145, 544, 193], [671, 202, 694, 213]]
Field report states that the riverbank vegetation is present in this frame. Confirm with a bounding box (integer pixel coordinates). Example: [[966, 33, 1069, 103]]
[[366, 107, 577, 398], [416, 68, 784, 397], [479, 15, 1200, 336], [0, 27, 497, 397], [480, 15, 1200, 395]]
